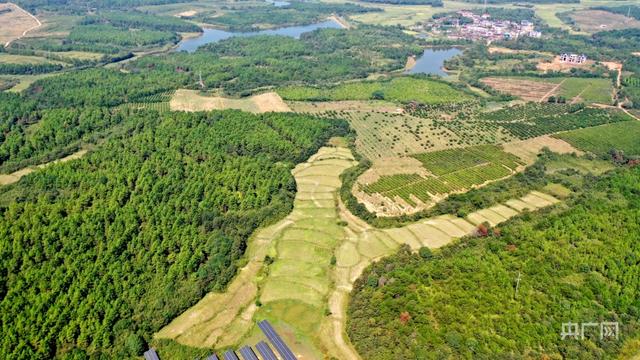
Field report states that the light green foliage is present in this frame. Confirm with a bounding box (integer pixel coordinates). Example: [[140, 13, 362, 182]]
[[279, 77, 472, 105], [363, 145, 524, 204], [554, 121, 640, 157], [349, 167, 640, 359]]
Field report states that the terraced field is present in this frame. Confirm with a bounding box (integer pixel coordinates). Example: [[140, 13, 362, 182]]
[[154, 146, 561, 360], [360, 145, 525, 211]]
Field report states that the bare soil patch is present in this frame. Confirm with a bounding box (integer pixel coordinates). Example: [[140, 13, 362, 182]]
[[0, 3, 41, 47], [170, 89, 291, 113], [481, 77, 558, 102], [537, 56, 594, 73], [0, 149, 87, 186], [176, 10, 198, 18], [502, 135, 583, 163], [569, 10, 640, 33]]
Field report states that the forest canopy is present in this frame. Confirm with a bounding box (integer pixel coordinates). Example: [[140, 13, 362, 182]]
[[348, 166, 640, 359], [0, 109, 349, 359]]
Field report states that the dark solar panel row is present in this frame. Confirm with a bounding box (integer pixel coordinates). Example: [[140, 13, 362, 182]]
[[239, 346, 259, 360], [143, 349, 160, 360], [258, 320, 297, 360], [205, 355, 220, 360], [256, 341, 278, 360], [223, 350, 240, 360]]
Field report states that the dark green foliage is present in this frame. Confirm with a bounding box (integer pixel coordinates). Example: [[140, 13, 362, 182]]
[[134, 26, 422, 95], [0, 62, 63, 75], [68, 24, 178, 47], [0, 107, 122, 173], [27, 68, 188, 108], [0, 109, 349, 359], [6, 0, 195, 13], [81, 11, 201, 33], [204, 1, 377, 32], [348, 166, 640, 359]]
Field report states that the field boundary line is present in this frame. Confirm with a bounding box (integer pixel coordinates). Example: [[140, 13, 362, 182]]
[[540, 78, 566, 102]]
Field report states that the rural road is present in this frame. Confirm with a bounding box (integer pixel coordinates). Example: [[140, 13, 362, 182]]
[[3, 2, 42, 48]]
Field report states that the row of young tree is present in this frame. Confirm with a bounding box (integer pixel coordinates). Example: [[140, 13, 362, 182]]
[[0, 109, 349, 359], [348, 165, 640, 359]]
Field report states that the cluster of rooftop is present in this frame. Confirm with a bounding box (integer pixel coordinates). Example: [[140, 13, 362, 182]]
[[414, 10, 542, 43]]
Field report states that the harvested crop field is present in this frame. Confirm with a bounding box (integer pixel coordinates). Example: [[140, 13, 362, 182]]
[[0, 3, 41, 47], [481, 77, 559, 102], [502, 135, 582, 163], [569, 10, 640, 33], [170, 89, 291, 113], [482, 77, 614, 104]]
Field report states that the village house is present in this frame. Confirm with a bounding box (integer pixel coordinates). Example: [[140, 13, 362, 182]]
[[559, 53, 587, 64]]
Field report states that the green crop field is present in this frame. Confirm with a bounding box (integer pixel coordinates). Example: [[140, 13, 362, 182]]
[[363, 145, 524, 205], [474, 103, 631, 139], [278, 76, 472, 105], [554, 121, 640, 157]]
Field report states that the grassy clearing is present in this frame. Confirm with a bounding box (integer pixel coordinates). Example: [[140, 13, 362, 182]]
[[2, 73, 58, 92], [171, 89, 291, 113], [554, 121, 640, 156], [278, 76, 472, 105], [0, 53, 63, 65]]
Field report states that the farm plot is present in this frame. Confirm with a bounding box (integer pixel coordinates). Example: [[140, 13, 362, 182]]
[[115, 91, 174, 112], [554, 121, 640, 157], [170, 89, 291, 113], [482, 77, 614, 104], [278, 76, 472, 105], [360, 145, 525, 212], [568, 10, 640, 34], [481, 77, 559, 102], [475, 103, 631, 139]]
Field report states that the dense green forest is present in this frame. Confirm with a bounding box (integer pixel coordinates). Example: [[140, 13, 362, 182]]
[[1, 0, 193, 13], [0, 109, 349, 359], [358, 0, 443, 6], [135, 26, 422, 95], [203, 1, 377, 31], [348, 165, 640, 359], [80, 11, 201, 33]]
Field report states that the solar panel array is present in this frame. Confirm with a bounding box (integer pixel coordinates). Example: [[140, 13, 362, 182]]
[[143, 349, 160, 360], [223, 350, 240, 360], [256, 341, 278, 360], [144, 320, 296, 360], [258, 320, 297, 360]]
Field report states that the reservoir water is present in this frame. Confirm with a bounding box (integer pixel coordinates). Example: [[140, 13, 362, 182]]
[[407, 48, 463, 77], [176, 19, 342, 52]]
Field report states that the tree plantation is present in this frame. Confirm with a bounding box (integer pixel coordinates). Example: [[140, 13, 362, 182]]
[[0, 110, 349, 358], [348, 166, 640, 359]]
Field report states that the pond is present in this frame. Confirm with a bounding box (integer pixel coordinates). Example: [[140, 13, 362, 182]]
[[406, 48, 463, 77], [176, 19, 342, 52], [266, 0, 290, 6]]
